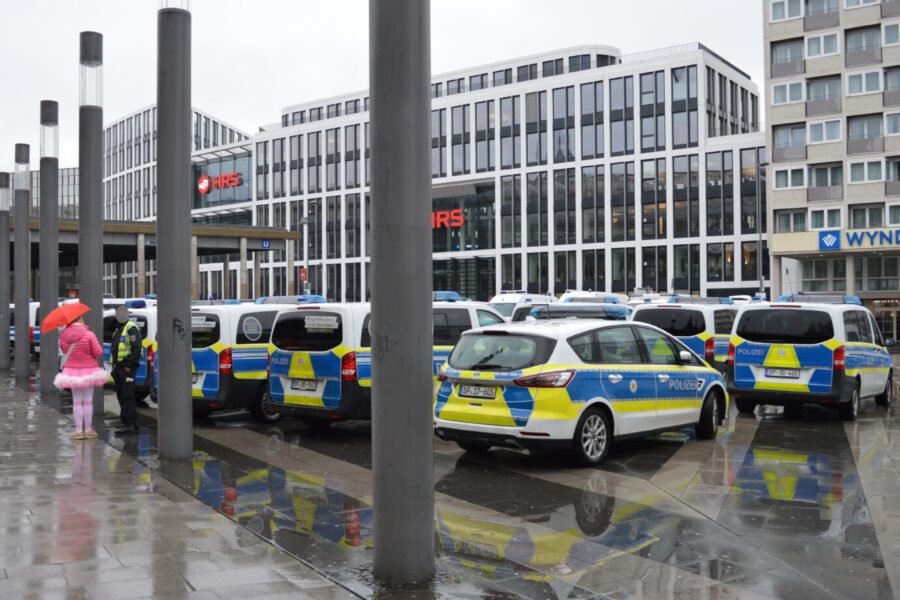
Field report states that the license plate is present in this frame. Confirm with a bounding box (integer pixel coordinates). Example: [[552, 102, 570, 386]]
[[765, 368, 800, 379], [291, 379, 318, 391], [191, 374, 198, 384], [459, 385, 497, 399]]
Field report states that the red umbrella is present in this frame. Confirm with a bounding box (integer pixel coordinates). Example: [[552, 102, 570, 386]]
[[41, 303, 91, 333]]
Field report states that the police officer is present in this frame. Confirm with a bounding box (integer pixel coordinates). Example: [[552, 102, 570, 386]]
[[111, 305, 142, 434]]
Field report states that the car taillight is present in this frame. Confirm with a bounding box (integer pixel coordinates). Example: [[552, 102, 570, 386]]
[[219, 347, 233, 375], [705, 337, 715, 362], [341, 352, 357, 381], [514, 370, 574, 388], [29, 328, 34, 344], [147, 345, 155, 368], [727, 343, 735, 365], [833, 345, 845, 371]]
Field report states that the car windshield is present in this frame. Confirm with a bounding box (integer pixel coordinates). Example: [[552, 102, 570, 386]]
[[488, 303, 516, 317], [736, 309, 834, 345], [633, 308, 705, 337], [271, 311, 344, 352], [449, 333, 556, 372], [191, 313, 221, 348]]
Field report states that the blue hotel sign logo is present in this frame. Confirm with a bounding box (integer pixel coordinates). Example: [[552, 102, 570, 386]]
[[819, 229, 900, 251]]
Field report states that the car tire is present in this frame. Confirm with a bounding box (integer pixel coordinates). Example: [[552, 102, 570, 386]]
[[250, 386, 282, 424], [839, 381, 860, 422], [875, 372, 893, 407], [735, 397, 756, 414], [572, 407, 612, 467], [695, 391, 719, 440], [456, 441, 492, 453]]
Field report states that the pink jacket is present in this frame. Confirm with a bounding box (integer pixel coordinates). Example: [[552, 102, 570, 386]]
[[59, 323, 103, 370]]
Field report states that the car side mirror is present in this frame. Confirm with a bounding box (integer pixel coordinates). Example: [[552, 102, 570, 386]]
[[886, 338, 896, 348], [679, 350, 693, 364]]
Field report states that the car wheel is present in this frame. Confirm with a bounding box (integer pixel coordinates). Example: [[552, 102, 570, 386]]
[[695, 391, 719, 440], [875, 372, 893, 407], [735, 397, 756, 414], [839, 381, 860, 422], [250, 386, 282, 424], [456, 440, 492, 453], [572, 407, 612, 466]]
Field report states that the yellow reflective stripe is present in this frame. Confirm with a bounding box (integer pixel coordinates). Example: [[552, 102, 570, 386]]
[[762, 344, 801, 369], [234, 370, 268, 380], [754, 381, 810, 392], [846, 367, 890, 376], [611, 400, 656, 413], [282, 394, 326, 408]]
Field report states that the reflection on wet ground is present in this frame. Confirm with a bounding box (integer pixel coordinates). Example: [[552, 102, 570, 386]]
[[100, 396, 900, 600]]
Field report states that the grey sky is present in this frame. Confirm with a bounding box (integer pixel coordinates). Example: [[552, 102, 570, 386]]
[[0, 0, 764, 168]]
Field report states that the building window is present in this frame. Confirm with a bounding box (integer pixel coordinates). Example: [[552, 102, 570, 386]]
[[671, 66, 698, 150], [582, 165, 605, 243], [469, 73, 488, 91], [500, 96, 521, 169], [289, 135, 302, 195], [774, 123, 806, 149], [431, 109, 447, 178], [850, 204, 884, 228], [773, 81, 805, 105], [272, 138, 285, 198], [611, 248, 636, 293], [364, 123, 371, 186], [889, 203, 900, 225], [527, 252, 549, 294], [847, 70, 883, 95], [525, 91, 548, 166], [554, 250, 577, 294], [431, 83, 443, 99], [345, 125, 360, 189], [770, 0, 802, 21], [542, 58, 563, 77], [526, 171, 549, 246], [642, 246, 667, 293], [775, 209, 807, 232], [501, 254, 522, 291], [325, 128, 341, 191], [673, 155, 699, 238], [886, 113, 900, 135], [641, 158, 666, 240], [475, 100, 496, 172], [808, 119, 841, 143], [811, 207, 842, 228], [845, 0, 880, 8], [706, 151, 734, 237], [501, 175, 521, 248], [801, 260, 830, 292], [674, 244, 701, 294], [740, 148, 766, 234], [346, 263, 361, 302], [327, 103, 340, 119], [849, 159, 884, 183], [255, 141, 268, 200], [346, 194, 361, 258], [706, 242, 735, 282], [345, 99, 360, 115], [806, 32, 840, 58], [307, 132, 321, 193], [325, 196, 341, 259], [552, 86, 575, 163], [517, 64, 538, 82], [451, 105, 471, 175], [493, 68, 512, 87], [774, 167, 806, 189], [640, 71, 666, 152], [885, 21, 900, 46], [610, 161, 635, 242], [580, 81, 604, 160], [610, 76, 634, 156], [553, 168, 576, 245], [583, 249, 605, 291], [447, 78, 464, 96]]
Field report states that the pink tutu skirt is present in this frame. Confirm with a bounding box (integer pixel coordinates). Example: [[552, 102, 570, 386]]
[[54, 367, 110, 390]]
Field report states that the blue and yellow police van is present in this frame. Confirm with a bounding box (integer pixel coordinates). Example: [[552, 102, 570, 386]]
[[632, 296, 737, 373], [265, 301, 506, 427], [102, 301, 157, 403], [727, 295, 893, 420]]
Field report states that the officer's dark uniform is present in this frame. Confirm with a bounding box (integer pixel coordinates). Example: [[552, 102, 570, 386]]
[[111, 319, 142, 431]]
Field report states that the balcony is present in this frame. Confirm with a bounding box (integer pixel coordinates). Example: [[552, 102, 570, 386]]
[[807, 185, 843, 202], [847, 135, 884, 155], [887, 180, 900, 196], [846, 46, 882, 68], [884, 0, 900, 18], [806, 96, 842, 117], [773, 144, 808, 162], [885, 88, 900, 107], [804, 10, 839, 31], [771, 58, 805, 78]]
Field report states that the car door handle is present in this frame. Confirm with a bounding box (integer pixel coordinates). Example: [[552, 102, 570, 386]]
[[607, 374, 623, 384], [657, 374, 670, 383]]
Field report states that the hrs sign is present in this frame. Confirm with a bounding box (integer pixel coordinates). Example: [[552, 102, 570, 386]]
[[432, 208, 464, 229], [197, 172, 242, 194]]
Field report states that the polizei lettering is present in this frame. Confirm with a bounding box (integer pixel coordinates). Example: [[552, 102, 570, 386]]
[[669, 378, 703, 391]]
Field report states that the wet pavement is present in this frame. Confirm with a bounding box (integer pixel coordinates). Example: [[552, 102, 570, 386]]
[[4, 373, 900, 599]]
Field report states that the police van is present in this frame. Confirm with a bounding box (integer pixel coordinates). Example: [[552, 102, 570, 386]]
[[102, 302, 158, 403], [632, 297, 737, 373], [558, 291, 627, 304], [488, 291, 556, 322], [727, 295, 893, 420], [433, 320, 727, 465], [265, 301, 506, 426]]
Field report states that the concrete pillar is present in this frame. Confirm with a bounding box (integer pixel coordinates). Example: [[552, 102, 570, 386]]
[[253, 252, 262, 298], [846, 255, 856, 295], [223, 254, 231, 299], [771, 255, 782, 299], [13, 144, 31, 382], [115, 262, 124, 298], [239, 237, 248, 299], [79, 31, 105, 415], [156, 3, 193, 461], [190, 235, 199, 300], [137, 233, 146, 297], [0, 172, 10, 372], [39, 100, 60, 394], [286, 240, 295, 296], [369, 0, 434, 584]]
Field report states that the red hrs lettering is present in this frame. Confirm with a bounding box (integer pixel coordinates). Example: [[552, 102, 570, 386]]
[[431, 208, 464, 229], [197, 172, 242, 194]]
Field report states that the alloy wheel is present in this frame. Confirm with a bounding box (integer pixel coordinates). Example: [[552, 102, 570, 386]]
[[581, 414, 608, 461]]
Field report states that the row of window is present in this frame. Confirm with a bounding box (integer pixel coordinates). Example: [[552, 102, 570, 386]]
[[776, 202, 900, 231], [773, 156, 900, 188], [770, 0, 883, 23], [774, 112, 900, 146], [770, 23, 900, 68], [27, 169, 80, 220], [801, 256, 900, 294], [705, 66, 759, 137], [773, 68, 900, 105]]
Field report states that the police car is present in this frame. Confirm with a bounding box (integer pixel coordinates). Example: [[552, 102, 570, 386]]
[[433, 320, 727, 465], [727, 295, 893, 420], [631, 297, 737, 373]]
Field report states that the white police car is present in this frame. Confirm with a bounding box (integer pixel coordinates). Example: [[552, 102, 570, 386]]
[[434, 320, 728, 465]]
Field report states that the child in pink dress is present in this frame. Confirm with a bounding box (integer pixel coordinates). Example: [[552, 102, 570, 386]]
[[54, 317, 108, 439]]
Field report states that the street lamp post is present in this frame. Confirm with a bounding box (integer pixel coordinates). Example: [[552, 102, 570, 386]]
[[80, 31, 105, 415], [299, 216, 309, 294], [756, 158, 769, 295], [0, 172, 10, 372], [13, 144, 30, 383], [39, 100, 60, 394]]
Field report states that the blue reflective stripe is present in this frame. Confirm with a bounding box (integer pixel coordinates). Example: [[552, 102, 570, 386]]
[[679, 336, 704, 356]]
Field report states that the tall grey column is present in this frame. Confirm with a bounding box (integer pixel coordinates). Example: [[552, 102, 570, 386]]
[[157, 1, 193, 460], [239, 237, 248, 299], [79, 32, 105, 414], [0, 173, 10, 372], [137, 233, 146, 297], [13, 145, 31, 383], [369, 0, 433, 584], [39, 101, 61, 394]]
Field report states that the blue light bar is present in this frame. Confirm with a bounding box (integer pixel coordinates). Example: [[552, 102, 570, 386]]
[[125, 299, 147, 308]]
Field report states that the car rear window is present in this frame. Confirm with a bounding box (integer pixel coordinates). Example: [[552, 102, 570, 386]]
[[714, 309, 737, 335], [633, 308, 706, 337], [271, 311, 343, 352], [102, 315, 149, 343], [449, 333, 556, 372], [191, 313, 221, 348], [236, 311, 278, 345], [736, 309, 834, 345]]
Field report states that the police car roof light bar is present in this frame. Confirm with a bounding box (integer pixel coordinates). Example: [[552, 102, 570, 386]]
[[775, 294, 862, 305]]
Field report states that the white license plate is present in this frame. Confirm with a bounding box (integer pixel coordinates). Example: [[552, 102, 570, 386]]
[[459, 385, 497, 399], [191, 374, 198, 384], [765, 368, 800, 379], [291, 379, 318, 391]]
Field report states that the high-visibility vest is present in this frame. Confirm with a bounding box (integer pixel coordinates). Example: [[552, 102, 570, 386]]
[[115, 320, 139, 364]]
